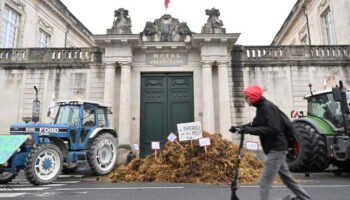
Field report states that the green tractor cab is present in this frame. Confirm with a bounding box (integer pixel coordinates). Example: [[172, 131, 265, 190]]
[[287, 81, 350, 172]]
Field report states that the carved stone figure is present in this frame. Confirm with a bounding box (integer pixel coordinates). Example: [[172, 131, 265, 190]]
[[201, 8, 226, 34], [178, 22, 191, 36], [107, 8, 132, 34], [140, 14, 191, 42], [143, 22, 157, 36]]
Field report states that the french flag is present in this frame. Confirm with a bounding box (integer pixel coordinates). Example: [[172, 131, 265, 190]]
[[165, 0, 170, 9]]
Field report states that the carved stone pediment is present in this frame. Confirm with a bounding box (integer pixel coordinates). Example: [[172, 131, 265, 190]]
[[201, 8, 226, 34], [141, 14, 191, 42], [107, 8, 132, 34]]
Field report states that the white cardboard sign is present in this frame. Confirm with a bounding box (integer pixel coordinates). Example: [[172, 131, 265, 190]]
[[199, 137, 211, 147], [246, 141, 259, 151], [167, 132, 177, 142], [133, 144, 140, 151], [151, 141, 160, 150], [177, 121, 203, 141]]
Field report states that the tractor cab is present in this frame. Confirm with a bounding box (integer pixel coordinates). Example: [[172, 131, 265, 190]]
[[304, 90, 349, 130], [287, 81, 350, 173], [52, 100, 112, 129], [48, 100, 113, 150]]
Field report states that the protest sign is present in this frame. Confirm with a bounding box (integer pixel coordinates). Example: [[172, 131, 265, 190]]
[[246, 141, 259, 151], [177, 121, 202, 141]]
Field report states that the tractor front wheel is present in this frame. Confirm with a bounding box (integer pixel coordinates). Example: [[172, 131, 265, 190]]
[[24, 144, 63, 185], [88, 133, 118, 175], [0, 171, 17, 184]]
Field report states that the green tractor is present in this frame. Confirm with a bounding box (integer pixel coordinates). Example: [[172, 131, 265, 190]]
[[287, 81, 350, 173]]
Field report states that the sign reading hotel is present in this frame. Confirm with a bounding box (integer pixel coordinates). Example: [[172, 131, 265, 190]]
[[146, 53, 188, 66], [177, 121, 203, 141]]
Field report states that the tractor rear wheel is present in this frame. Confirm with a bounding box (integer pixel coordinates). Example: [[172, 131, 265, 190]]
[[24, 144, 63, 185], [287, 122, 329, 172], [0, 171, 17, 184], [88, 133, 118, 175]]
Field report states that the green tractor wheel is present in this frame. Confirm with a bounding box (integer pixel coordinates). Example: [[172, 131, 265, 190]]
[[24, 144, 63, 185], [287, 122, 329, 172], [0, 171, 17, 184], [88, 133, 118, 175]]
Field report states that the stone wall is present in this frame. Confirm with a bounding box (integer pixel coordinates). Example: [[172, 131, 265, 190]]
[[0, 48, 102, 133], [230, 45, 350, 142]]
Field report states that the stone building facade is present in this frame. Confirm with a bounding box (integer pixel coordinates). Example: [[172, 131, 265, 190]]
[[0, 2, 350, 157], [272, 0, 350, 45], [0, 0, 94, 48]]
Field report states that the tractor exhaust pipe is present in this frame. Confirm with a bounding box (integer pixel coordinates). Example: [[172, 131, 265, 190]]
[[32, 86, 40, 123]]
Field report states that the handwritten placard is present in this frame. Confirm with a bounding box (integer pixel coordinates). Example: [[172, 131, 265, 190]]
[[246, 141, 259, 151], [199, 137, 211, 147], [151, 141, 160, 150], [167, 132, 177, 142], [177, 121, 203, 141], [0, 135, 29, 164], [133, 144, 140, 151]]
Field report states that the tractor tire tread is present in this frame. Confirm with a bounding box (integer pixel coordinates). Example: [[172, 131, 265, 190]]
[[24, 144, 63, 185]]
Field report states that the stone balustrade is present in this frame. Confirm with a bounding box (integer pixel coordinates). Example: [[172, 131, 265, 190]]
[[230, 45, 350, 67], [239, 45, 350, 60], [0, 48, 101, 64]]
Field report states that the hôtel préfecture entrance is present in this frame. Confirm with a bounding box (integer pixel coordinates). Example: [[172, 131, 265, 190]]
[[93, 8, 239, 157]]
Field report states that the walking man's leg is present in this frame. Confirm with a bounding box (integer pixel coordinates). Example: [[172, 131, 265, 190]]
[[279, 153, 312, 200], [259, 151, 283, 200]]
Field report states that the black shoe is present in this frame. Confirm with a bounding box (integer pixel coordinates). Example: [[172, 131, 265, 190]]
[[282, 195, 301, 200]]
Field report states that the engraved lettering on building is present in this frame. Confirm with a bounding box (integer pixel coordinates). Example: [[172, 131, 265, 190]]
[[146, 53, 188, 66]]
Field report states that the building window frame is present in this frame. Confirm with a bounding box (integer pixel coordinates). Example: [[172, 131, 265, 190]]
[[321, 8, 336, 45], [37, 29, 50, 48], [0, 6, 20, 48]]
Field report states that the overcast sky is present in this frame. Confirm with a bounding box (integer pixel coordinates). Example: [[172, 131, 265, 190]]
[[60, 0, 297, 45]]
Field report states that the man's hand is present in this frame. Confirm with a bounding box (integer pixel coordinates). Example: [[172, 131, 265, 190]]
[[240, 126, 256, 134], [229, 126, 237, 133]]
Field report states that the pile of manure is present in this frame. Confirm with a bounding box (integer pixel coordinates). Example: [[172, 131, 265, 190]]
[[107, 131, 268, 184]]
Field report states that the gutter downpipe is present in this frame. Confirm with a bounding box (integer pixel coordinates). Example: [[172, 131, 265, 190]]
[[303, 6, 312, 45]]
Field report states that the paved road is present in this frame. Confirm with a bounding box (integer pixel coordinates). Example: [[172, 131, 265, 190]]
[[1, 169, 350, 200]]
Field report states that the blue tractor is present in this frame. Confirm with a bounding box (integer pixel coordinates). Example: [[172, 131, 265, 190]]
[[0, 96, 118, 185]]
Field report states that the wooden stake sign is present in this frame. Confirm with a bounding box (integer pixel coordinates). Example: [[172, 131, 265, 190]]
[[151, 141, 160, 159], [177, 121, 203, 141], [167, 132, 177, 142], [199, 137, 211, 153], [245, 141, 259, 151], [167, 132, 183, 148]]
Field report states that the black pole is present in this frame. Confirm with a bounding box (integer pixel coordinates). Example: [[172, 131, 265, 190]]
[[231, 132, 245, 200]]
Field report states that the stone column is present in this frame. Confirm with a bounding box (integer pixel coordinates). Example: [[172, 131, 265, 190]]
[[218, 62, 232, 139], [118, 63, 132, 145], [103, 64, 116, 128], [201, 62, 215, 133]]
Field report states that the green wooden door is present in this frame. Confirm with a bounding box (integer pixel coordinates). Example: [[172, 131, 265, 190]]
[[140, 73, 194, 157]]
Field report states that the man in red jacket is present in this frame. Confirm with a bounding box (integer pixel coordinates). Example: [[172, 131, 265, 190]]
[[238, 85, 312, 200]]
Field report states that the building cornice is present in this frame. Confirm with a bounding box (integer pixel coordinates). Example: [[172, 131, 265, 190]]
[[40, 0, 95, 46], [271, 0, 309, 45]]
